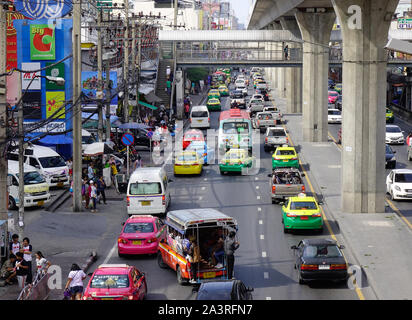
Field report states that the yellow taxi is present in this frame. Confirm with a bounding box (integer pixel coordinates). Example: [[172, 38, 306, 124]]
[[208, 89, 221, 99], [219, 149, 254, 175], [174, 151, 203, 176], [272, 146, 299, 169], [281, 194, 323, 233], [218, 85, 229, 96]]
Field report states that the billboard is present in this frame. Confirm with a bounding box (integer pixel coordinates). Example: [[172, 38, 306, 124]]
[[22, 92, 42, 119], [81, 71, 118, 106], [15, 0, 72, 19], [45, 62, 64, 90], [46, 91, 65, 119], [21, 62, 41, 90], [30, 24, 56, 60]]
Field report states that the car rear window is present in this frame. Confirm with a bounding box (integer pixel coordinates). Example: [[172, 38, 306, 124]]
[[90, 274, 130, 289], [177, 154, 198, 162], [197, 287, 232, 300], [290, 201, 317, 210], [277, 150, 295, 156], [394, 173, 412, 183], [124, 222, 154, 233], [328, 110, 341, 115], [257, 113, 273, 120], [303, 245, 342, 258], [129, 182, 162, 195], [268, 130, 286, 137], [191, 111, 208, 118]]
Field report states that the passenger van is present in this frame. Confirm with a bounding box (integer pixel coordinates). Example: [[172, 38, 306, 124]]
[[190, 106, 210, 129], [7, 160, 51, 210], [9, 144, 69, 188], [127, 167, 171, 215]]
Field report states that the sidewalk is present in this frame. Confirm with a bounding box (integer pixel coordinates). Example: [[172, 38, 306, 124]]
[[272, 89, 412, 300]]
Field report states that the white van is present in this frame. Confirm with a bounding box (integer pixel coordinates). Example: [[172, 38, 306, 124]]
[[7, 160, 51, 210], [9, 145, 69, 187], [190, 105, 210, 129], [127, 167, 171, 215]]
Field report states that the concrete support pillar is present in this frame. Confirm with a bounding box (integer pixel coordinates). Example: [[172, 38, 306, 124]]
[[295, 10, 336, 142], [280, 17, 302, 113], [332, 0, 398, 213]]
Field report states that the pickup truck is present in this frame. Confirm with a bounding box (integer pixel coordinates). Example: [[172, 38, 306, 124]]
[[264, 127, 288, 152], [253, 112, 278, 133], [230, 91, 246, 108], [247, 99, 265, 116], [268, 168, 306, 203], [263, 106, 282, 124]]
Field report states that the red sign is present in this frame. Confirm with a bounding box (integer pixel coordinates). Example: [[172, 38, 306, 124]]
[[6, 4, 26, 71]]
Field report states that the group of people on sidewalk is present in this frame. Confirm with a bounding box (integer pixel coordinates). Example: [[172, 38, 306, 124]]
[[0, 234, 51, 289]]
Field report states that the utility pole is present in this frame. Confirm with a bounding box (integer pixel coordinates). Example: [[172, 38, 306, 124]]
[[72, 0, 83, 212], [105, 59, 111, 142], [97, 9, 104, 141], [131, 20, 136, 122], [171, 0, 178, 117], [136, 22, 142, 122], [0, 4, 9, 241], [17, 82, 24, 240], [124, 0, 130, 178]]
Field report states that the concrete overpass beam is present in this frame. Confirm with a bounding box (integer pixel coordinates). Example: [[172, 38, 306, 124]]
[[280, 17, 302, 113], [332, 0, 399, 213], [295, 10, 336, 142]]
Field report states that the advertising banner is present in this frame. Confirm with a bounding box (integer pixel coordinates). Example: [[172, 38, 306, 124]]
[[30, 24, 55, 60], [45, 62, 64, 90], [22, 91, 42, 119], [21, 62, 41, 90], [46, 91, 65, 119], [24, 121, 65, 133], [81, 71, 118, 106], [14, 0, 72, 19]]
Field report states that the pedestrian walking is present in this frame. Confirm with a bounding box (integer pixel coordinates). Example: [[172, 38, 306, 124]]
[[21, 237, 33, 284], [66, 158, 73, 180], [15, 252, 29, 289], [90, 181, 98, 213], [133, 153, 142, 171], [64, 264, 87, 300], [9, 233, 20, 255], [83, 178, 90, 209], [35, 251, 51, 276], [97, 176, 107, 205], [224, 231, 239, 280], [166, 79, 172, 96], [87, 162, 95, 181], [406, 132, 412, 146]]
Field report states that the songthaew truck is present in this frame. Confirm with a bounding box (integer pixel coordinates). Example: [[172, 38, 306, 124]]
[[157, 208, 238, 285]]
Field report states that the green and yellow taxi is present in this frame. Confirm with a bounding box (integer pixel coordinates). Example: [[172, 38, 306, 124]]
[[386, 108, 394, 123], [219, 149, 254, 175], [208, 89, 221, 99], [218, 85, 229, 96], [334, 83, 342, 94], [174, 151, 203, 176], [272, 146, 299, 169], [281, 194, 323, 233], [206, 98, 221, 111], [254, 78, 264, 88]]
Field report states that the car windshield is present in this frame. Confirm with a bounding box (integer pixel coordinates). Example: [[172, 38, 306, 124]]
[[82, 135, 95, 144], [129, 182, 162, 195], [394, 173, 412, 183], [277, 150, 295, 156], [16, 171, 46, 184], [386, 126, 401, 133], [38, 156, 66, 168], [90, 274, 129, 289], [177, 154, 198, 162], [225, 152, 244, 160], [124, 222, 154, 233], [251, 100, 263, 104], [329, 92, 338, 97], [191, 111, 208, 118], [303, 245, 342, 258], [290, 201, 317, 210], [222, 122, 249, 134], [268, 130, 285, 137], [328, 110, 341, 115]]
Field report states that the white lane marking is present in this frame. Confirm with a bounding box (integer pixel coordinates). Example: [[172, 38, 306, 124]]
[[259, 220, 263, 224], [255, 177, 259, 181], [258, 207, 262, 212], [204, 178, 208, 181], [260, 234, 264, 240], [103, 241, 117, 264], [256, 186, 260, 190], [266, 297, 272, 300], [201, 187, 206, 191], [328, 165, 341, 169], [199, 196, 203, 200], [262, 251, 267, 258], [264, 272, 269, 279], [257, 196, 261, 200]]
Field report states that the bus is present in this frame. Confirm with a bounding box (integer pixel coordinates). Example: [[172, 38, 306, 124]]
[[218, 109, 253, 154]]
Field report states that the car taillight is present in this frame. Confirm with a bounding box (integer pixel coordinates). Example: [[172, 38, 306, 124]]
[[301, 264, 318, 270], [208, 118, 210, 122], [286, 213, 297, 217], [257, 120, 260, 125], [291, 157, 297, 160], [147, 237, 158, 244], [272, 186, 276, 193], [301, 185, 305, 192], [128, 295, 134, 300], [312, 213, 322, 217], [331, 264, 347, 270], [286, 137, 289, 143], [126, 197, 130, 206], [265, 137, 268, 143], [118, 238, 127, 244], [162, 195, 165, 206]]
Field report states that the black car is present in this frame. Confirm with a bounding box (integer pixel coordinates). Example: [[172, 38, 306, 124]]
[[255, 88, 270, 101], [335, 95, 342, 110], [230, 90, 244, 99], [385, 144, 396, 169], [291, 239, 348, 285], [195, 280, 253, 300]]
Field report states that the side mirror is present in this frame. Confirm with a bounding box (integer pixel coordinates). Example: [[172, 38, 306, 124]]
[[318, 201, 324, 205], [168, 179, 173, 183], [121, 222, 125, 226], [339, 245, 345, 250], [87, 272, 93, 277], [247, 287, 254, 292], [291, 245, 297, 250], [301, 173, 305, 177], [280, 203, 285, 207], [35, 165, 40, 169]]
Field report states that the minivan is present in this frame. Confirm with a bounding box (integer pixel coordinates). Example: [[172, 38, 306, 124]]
[[9, 144, 69, 188], [7, 160, 51, 210], [190, 106, 210, 129], [126, 167, 171, 215]]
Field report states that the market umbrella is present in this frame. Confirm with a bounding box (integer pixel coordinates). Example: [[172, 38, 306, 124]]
[[119, 122, 153, 130], [83, 142, 114, 157]]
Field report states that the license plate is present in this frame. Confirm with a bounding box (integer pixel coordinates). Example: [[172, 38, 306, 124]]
[[318, 265, 330, 270], [140, 201, 151, 206], [300, 216, 308, 220], [132, 240, 142, 245], [184, 165, 191, 168], [57, 182, 64, 187], [197, 120, 203, 122], [37, 201, 44, 206], [101, 298, 113, 300], [202, 272, 216, 279], [233, 144, 240, 148], [283, 160, 288, 162]]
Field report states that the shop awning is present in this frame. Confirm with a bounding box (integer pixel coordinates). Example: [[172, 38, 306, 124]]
[[144, 91, 163, 103], [138, 101, 158, 110]]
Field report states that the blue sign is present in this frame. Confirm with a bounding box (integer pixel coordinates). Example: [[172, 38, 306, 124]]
[[81, 71, 118, 106], [147, 131, 154, 139], [121, 133, 134, 146], [15, 0, 72, 19]]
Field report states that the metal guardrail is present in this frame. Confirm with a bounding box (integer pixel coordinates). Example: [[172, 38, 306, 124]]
[[17, 272, 50, 300]]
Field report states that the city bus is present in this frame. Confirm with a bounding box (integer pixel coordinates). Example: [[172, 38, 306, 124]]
[[218, 109, 253, 154]]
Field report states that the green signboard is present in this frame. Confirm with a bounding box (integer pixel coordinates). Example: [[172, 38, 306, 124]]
[[45, 62, 65, 90], [398, 18, 412, 29], [30, 24, 55, 60]]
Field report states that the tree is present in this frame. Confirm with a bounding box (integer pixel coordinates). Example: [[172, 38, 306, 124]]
[[186, 67, 208, 82]]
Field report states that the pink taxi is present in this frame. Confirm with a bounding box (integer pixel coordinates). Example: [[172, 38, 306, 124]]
[[117, 215, 166, 256], [328, 91, 339, 104], [82, 264, 147, 300]]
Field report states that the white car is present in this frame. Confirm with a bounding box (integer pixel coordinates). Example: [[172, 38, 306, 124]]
[[386, 169, 412, 201], [236, 85, 248, 97], [385, 125, 404, 144], [251, 94, 264, 101], [235, 79, 245, 87], [328, 109, 342, 124]]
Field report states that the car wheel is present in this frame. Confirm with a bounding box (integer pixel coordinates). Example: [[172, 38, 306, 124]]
[[220, 171, 225, 175], [408, 151, 412, 161], [390, 191, 397, 202], [272, 198, 277, 204], [8, 196, 16, 210], [283, 226, 289, 234], [176, 266, 188, 285], [318, 227, 324, 234], [264, 146, 269, 152], [118, 252, 125, 258], [157, 252, 168, 269], [297, 271, 305, 285]]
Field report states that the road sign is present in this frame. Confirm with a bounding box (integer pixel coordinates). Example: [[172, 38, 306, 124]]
[[147, 131, 154, 139], [121, 133, 134, 146]]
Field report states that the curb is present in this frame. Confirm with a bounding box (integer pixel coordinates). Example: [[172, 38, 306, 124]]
[[81, 251, 98, 273]]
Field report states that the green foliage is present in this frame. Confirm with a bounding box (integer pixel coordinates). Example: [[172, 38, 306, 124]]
[[186, 67, 208, 82]]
